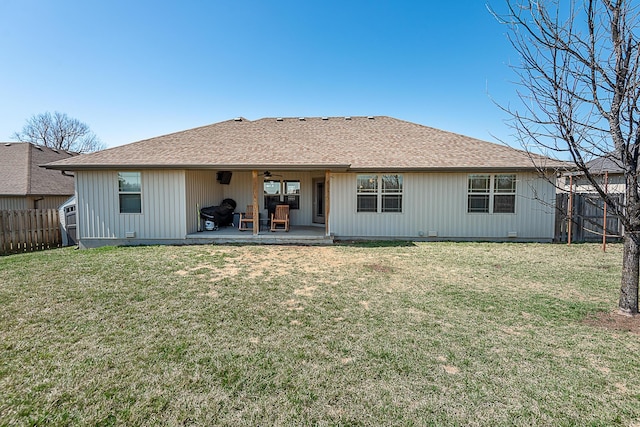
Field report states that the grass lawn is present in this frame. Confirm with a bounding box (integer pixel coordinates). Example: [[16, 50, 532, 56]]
[[1, 242, 639, 426]]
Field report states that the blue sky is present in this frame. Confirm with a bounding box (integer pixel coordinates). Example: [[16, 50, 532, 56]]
[[0, 1, 518, 149]]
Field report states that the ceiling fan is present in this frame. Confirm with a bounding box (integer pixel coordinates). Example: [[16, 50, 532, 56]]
[[261, 171, 283, 178]]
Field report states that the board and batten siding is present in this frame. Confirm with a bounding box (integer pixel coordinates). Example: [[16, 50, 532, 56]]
[[76, 170, 187, 241], [329, 172, 556, 241], [0, 197, 27, 210], [0, 196, 69, 210], [185, 170, 222, 233], [205, 170, 319, 227], [33, 196, 71, 210]]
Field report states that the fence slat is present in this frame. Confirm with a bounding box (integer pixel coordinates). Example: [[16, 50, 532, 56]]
[[0, 209, 61, 255]]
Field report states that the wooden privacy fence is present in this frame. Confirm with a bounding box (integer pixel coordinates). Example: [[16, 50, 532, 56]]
[[555, 193, 624, 243], [0, 209, 62, 255]]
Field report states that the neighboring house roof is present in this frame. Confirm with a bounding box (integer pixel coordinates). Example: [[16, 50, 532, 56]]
[[0, 142, 77, 196], [586, 156, 624, 174], [45, 116, 566, 171]]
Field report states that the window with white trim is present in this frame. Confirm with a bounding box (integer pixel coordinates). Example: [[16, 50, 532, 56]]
[[118, 172, 142, 214], [493, 174, 516, 213], [263, 179, 300, 210], [357, 174, 403, 213], [467, 174, 516, 214]]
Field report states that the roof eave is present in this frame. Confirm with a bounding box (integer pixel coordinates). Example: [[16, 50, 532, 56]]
[[347, 165, 564, 173], [43, 163, 352, 172]]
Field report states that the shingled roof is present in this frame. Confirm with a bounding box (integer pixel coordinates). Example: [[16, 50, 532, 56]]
[[44, 116, 564, 171], [0, 142, 77, 196]]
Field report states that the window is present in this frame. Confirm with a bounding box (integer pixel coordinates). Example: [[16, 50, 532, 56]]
[[382, 174, 403, 212], [118, 172, 141, 213], [467, 174, 516, 214], [494, 174, 516, 213], [357, 175, 378, 212], [468, 174, 490, 213], [264, 179, 300, 210], [357, 174, 403, 213], [284, 180, 300, 210], [264, 180, 281, 212]]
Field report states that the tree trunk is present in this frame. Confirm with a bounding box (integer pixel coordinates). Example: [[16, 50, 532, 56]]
[[619, 233, 640, 314]]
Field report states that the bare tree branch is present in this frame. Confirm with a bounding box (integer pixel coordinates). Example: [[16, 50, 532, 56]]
[[491, 0, 640, 313], [12, 111, 105, 153]]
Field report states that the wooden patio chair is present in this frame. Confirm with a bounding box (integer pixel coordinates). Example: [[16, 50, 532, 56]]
[[238, 205, 254, 231], [270, 204, 290, 232]]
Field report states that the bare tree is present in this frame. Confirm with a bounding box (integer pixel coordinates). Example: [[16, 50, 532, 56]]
[[12, 111, 105, 153], [491, 0, 640, 314]]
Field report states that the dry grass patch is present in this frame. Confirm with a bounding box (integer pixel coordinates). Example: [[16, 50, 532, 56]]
[[1, 242, 639, 426]]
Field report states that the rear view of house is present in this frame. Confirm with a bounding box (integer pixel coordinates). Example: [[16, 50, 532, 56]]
[[0, 142, 77, 210], [44, 116, 566, 248]]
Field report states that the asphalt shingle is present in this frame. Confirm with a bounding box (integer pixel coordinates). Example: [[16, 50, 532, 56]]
[[44, 116, 564, 171], [0, 142, 77, 196]]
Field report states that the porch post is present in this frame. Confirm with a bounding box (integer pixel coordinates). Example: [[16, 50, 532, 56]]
[[252, 170, 259, 235], [325, 170, 331, 237]]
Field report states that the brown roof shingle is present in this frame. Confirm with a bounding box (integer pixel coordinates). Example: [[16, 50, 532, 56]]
[[0, 142, 77, 196], [44, 116, 565, 171]]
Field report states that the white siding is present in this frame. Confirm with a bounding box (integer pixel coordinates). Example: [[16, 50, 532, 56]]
[[330, 172, 556, 240], [76, 170, 187, 240]]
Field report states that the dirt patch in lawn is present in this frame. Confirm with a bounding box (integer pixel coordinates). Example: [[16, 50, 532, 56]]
[[584, 311, 640, 335]]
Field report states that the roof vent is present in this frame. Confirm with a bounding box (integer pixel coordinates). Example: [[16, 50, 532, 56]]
[[4, 143, 10, 146], [367, 116, 375, 120], [299, 117, 305, 121], [345, 116, 352, 120], [233, 117, 242, 121], [276, 117, 284, 121], [321, 117, 329, 120]]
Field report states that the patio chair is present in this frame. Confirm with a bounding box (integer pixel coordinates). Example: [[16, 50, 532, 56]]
[[238, 205, 255, 231], [270, 204, 290, 232]]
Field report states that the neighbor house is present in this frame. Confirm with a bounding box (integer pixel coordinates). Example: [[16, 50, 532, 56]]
[[561, 155, 625, 194], [558, 155, 625, 242], [44, 116, 566, 248], [0, 142, 77, 210]]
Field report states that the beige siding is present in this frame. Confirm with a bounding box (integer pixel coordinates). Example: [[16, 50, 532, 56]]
[[0, 197, 27, 210], [330, 172, 556, 240], [33, 196, 70, 210], [76, 170, 187, 240], [212, 170, 317, 226], [0, 196, 69, 210], [185, 170, 223, 233]]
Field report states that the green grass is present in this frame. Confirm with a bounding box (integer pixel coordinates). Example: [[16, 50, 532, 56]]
[[0, 242, 638, 426]]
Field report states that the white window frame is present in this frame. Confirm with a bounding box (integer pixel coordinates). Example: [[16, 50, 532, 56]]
[[467, 174, 516, 214], [357, 174, 403, 213], [118, 172, 142, 214]]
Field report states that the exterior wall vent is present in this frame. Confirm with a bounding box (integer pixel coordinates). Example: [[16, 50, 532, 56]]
[[508, 231, 518, 238]]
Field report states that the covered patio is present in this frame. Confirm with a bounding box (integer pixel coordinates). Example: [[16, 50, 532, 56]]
[[186, 225, 334, 245]]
